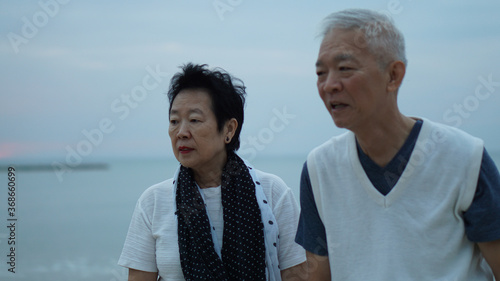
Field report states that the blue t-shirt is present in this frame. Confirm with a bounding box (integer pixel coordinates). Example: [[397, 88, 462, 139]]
[[295, 120, 500, 255]]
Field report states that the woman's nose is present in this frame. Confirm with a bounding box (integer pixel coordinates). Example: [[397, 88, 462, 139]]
[[177, 122, 190, 139]]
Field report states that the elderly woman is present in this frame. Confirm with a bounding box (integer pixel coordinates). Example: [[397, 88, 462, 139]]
[[118, 63, 306, 280]]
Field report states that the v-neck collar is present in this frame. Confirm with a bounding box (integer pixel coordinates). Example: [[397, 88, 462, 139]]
[[349, 118, 428, 207], [355, 119, 423, 195]]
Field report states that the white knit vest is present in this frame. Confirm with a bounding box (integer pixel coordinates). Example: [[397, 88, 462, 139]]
[[307, 119, 494, 280]]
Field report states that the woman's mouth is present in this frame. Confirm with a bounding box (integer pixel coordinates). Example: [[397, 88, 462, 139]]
[[179, 146, 194, 154]]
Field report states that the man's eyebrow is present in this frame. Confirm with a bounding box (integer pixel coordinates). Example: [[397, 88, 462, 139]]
[[189, 108, 204, 115], [334, 53, 356, 62], [316, 53, 358, 67]]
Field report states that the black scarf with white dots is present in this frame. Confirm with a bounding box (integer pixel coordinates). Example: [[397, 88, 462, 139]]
[[176, 152, 266, 281]]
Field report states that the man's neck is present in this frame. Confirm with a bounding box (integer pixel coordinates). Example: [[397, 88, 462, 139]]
[[354, 114, 416, 167]]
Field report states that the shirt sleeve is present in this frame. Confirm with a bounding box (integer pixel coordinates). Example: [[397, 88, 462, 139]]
[[464, 148, 500, 242], [118, 188, 158, 272], [266, 173, 307, 270], [294, 161, 329, 256]]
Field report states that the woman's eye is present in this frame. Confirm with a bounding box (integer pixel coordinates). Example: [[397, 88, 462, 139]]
[[190, 119, 200, 123], [170, 120, 178, 125], [339, 66, 352, 71]]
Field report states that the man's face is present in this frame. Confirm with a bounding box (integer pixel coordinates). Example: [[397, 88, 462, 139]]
[[316, 28, 392, 132]]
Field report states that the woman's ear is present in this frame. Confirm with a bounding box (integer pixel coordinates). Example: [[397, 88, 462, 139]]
[[225, 118, 238, 143]]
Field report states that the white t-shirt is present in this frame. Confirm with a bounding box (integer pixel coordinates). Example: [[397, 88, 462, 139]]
[[118, 169, 305, 280], [201, 186, 223, 246]]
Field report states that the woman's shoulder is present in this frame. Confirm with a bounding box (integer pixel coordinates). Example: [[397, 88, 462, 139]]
[[253, 169, 292, 202], [254, 169, 287, 188], [137, 178, 175, 206]]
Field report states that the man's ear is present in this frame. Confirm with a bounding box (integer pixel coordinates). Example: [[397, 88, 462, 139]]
[[387, 60, 406, 93]]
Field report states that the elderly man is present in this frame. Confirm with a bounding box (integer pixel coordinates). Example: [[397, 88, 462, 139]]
[[295, 9, 500, 280]]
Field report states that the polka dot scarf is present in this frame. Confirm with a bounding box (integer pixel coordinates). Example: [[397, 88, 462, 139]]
[[175, 152, 266, 281]]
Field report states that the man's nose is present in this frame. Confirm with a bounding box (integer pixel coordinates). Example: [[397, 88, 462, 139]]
[[323, 72, 342, 93]]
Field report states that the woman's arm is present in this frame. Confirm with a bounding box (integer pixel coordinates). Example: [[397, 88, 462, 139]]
[[128, 268, 158, 281]]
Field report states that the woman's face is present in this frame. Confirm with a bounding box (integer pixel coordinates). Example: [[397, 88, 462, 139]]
[[168, 89, 229, 173]]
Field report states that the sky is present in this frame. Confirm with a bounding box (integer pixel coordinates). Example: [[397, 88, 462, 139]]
[[1, 0, 500, 164]]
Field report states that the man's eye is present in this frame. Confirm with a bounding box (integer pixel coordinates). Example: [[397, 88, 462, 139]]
[[339, 66, 352, 71], [170, 120, 178, 125], [316, 71, 325, 76]]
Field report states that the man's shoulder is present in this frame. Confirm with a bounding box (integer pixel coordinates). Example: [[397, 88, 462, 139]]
[[419, 117, 483, 148], [308, 131, 352, 161]]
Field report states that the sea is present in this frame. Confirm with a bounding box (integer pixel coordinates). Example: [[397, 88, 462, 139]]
[[0, 152, 498, 281], [0, 155, 306, 281]]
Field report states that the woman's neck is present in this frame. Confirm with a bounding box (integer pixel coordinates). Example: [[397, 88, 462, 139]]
[[194, 169, 223, 188], [192, 153, 228, 189]]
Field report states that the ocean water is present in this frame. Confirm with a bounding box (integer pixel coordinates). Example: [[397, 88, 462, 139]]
[[0, 155, 305, 281], [0, 152, 498, 281]]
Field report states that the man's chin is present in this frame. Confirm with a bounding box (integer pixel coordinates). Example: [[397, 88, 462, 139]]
[[332, 117, 347, 129]]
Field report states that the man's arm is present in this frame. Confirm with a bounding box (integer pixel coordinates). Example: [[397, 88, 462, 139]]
[[466, 149, 500, 279], [305, 251, 331, 281], [295, 162, 331, 280], [478, 240, 500, 280], [280, 262, 308, 281]]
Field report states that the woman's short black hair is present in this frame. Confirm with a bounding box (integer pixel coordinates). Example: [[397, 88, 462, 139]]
[[167, 63, 246, 152]]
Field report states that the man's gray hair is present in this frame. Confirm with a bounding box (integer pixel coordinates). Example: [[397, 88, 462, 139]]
[[320, 9, 407, 68]]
